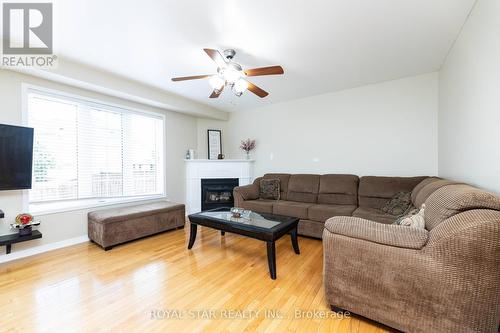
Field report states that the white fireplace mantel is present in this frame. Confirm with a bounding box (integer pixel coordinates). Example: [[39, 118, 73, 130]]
[[185, 159, 255, 214]]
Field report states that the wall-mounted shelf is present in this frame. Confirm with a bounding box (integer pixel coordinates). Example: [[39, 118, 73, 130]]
[[0, 230, 42, 254]]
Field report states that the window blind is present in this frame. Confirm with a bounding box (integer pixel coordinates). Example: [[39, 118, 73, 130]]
[[27, 91, 165, 204]]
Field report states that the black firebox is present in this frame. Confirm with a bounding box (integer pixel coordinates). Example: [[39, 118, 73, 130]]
[[201, 178, 239, 211]]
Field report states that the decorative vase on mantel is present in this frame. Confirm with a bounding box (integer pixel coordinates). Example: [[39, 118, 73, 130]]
[[240, 139, 256, 161]]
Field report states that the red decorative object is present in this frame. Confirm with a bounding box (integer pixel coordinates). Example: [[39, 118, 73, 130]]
[[15, 213, 33, 226], [12, 214, 40, 235], [21, 215, 31, 224]]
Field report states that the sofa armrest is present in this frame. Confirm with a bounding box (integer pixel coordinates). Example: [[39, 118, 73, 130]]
[[324, 216, 429, 250], [233, 184, 259, 207], [234, 184, 259, 200]]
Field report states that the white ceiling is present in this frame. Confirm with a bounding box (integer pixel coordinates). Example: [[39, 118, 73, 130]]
[[54, 0, 476, 112]]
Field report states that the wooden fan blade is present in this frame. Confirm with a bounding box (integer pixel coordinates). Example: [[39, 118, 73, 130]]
[[209, 86, 224, 98], [244, 66, 284, 77], [204, 48, 227, 68], [247, 81, 269, 98], [171, 74, 212, 82]]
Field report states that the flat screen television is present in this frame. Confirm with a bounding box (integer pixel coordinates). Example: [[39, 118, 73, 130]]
[[0, 124, 34, 191]]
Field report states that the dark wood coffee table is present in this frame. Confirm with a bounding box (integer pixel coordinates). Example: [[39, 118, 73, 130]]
[[188, 207, 300, 279]]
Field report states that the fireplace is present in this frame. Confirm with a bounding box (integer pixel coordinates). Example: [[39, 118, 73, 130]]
[[201, 178, 239, 211]]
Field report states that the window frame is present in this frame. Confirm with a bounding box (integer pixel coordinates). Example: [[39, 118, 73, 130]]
[[22, 83, 167, 215]]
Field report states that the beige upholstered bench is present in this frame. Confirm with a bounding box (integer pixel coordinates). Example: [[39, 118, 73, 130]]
[[88, 201, 185, 250]]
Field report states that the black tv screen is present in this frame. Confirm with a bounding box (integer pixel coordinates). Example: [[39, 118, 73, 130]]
[[0, 124, 34, 191]]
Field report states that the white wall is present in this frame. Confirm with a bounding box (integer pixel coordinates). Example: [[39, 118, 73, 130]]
[[0, 69, 197, 254], [195, 119, 228, 160], [438, 0, 500, 194], [200, 73, 438, 177]]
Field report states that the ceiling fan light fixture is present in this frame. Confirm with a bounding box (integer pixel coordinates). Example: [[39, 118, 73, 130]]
[[209, 75, 225, 90], [222, 68, 241, 83], [171, 48, 282, 99], [234, 78, 249, 93]]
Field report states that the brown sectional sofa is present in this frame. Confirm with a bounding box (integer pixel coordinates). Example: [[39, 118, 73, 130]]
[[234, 173, 426, 238], [323, 180, 500, 333], [236, 174, 500, 332]]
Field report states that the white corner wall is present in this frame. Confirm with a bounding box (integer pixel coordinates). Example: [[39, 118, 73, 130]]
[[439, 0, 500, 194], [202, 73, 439, 177], [195, 119, 229, 160]]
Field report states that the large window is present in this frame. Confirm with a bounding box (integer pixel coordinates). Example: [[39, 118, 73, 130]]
[[26, 88, 165, 213]]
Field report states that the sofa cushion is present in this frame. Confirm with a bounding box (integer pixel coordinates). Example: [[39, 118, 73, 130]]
[[425, 184, 500, 230], [358, 176, 427, 209], [240, 199, 275, 214], [273, 200, 314, 219], [259, 178, 280, 200], [413, 179, 461, 208], [286, 174, 320, 203], [317, 174, 359, 205], [262, 173, 291, 200], [352, 207, 396, 224], [324, 216, 429, 249], [308, 204, 357, 222], [411, 177, 438, 205]]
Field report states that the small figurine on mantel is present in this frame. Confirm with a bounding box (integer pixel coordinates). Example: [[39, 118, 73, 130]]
[[217, 153, 225, 160]]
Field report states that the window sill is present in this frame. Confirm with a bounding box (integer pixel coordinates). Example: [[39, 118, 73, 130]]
[[29, 195, 167, 216]]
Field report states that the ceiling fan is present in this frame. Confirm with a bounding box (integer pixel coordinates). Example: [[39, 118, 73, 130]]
[[171, 48, 284, 98]]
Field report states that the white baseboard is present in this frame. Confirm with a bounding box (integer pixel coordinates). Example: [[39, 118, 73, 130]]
[[0, 235, 90, 264]]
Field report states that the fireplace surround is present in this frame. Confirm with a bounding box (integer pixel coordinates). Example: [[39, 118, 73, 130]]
[[185, 159, 254, 214]]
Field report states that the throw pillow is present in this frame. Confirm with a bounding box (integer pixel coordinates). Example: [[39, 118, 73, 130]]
[[393, 205, 418, 225], [394, 204, 426, 229], [259, 179, 280, 200], [381, 191, 412, 216]]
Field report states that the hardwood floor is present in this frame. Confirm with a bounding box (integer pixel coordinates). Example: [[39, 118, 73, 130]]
[[0, 224, 393, 333]]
